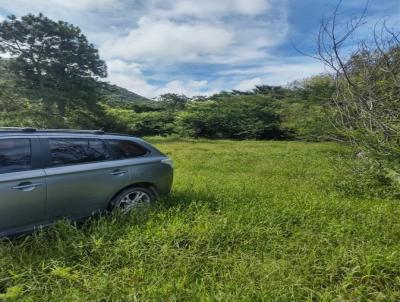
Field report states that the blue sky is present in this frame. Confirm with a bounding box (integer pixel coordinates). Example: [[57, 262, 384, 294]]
[[0, 0, 399, 97]]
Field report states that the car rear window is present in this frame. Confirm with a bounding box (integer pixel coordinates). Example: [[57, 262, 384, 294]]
[[49, 138, 111, 167], [0, 138, 32, 174], [107, 140, 148, 160]]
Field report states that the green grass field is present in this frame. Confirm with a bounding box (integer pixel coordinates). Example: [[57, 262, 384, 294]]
[[0, 140, 399, 301]]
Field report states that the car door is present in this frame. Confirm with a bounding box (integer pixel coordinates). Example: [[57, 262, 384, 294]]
[[42, 137, 130, 220], [0, 137, 47, 233]]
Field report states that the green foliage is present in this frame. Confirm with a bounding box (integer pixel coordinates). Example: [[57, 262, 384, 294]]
[[280, 75, 337, 141], [0, 285, 24, 300], [0, 140, 399, 301], [155, 93, 189, 111], [0, 61, 344, 141], [291, 75, 335, 105], [329, 45, 400, 194], [176, 94, 286, 139], [332, 148, 399, 199], [315, 13, 400, 193], [100, 82, 151, 109], [253, 84, 288, 99], [0, 13, 107, 115], [280, 102, 331, 140], [103, 105, 175, 136], [335, 46, 400, 153], [0, 98, 58, 128]]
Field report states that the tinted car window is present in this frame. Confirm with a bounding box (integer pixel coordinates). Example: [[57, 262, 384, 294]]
[[89, 139, 111, 162], [108, 140, 147, 160], [49, 138, 111, 167], [0, 139, 32, 174]]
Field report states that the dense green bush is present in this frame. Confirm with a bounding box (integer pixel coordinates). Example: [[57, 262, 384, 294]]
[[280, 76, 337, 141], [103, 105, 175, 136], [175, 95, 287, 139]]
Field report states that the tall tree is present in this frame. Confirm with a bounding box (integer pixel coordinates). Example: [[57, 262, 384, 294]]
[[0, 13, 107, 115], [156, 93, 189, 111]]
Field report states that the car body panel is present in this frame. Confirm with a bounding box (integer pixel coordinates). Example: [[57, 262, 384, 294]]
[[127, 159, 174, 196], [0, 169, 47, 232], [44, 161, 131, 220]]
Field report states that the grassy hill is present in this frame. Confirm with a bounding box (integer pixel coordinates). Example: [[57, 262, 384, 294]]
[[100, 82, 151, 107], [0, 139, 398, 301]]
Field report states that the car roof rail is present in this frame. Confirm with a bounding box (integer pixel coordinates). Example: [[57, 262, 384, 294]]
[[0, 127, 37, 132], [0, 128, 105, 135], [37, 129, 105, 135]]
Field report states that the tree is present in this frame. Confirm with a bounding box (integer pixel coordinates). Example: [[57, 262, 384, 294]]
[[0, 13, 107, 115], [290, 75, 335, 105], [253, 85, 287, 99], [277, 75, 337, 141], [155, 93, 189, 111], [314, 1, 400, 191]]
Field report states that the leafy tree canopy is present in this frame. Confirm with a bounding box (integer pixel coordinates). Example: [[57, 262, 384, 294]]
[[155, 93, 190, 111], [0, 13, 107, 114]]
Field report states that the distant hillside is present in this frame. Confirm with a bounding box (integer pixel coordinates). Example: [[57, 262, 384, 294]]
[[100, 82, 160, 111], [101, 82, 150, 104]]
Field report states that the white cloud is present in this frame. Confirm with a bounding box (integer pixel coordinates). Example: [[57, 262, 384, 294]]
[[106, 59, 157, 97], [101, 18, 234, 62], [107, 60, 218, 97], [222, 60, 325, 77], [224, 59, 327, 88], [154, 0, 270, 18], [234, 77, 263, 91], [107, 59, 327, 97], [154, 80, 210, 96], [99, 0, 287, 67], [234, 0, 270, 15], [44, 0, 119, 10], [0, 0, 121, 12]]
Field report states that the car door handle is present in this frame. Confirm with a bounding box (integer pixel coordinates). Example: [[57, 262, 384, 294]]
[[110, 170, 128, 177], [13, 182, 42, 192]]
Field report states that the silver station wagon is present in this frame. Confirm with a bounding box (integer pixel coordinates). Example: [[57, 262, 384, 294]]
[[0, 128, 173, 237]]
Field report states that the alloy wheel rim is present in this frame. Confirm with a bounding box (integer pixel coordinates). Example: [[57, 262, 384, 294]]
[[118, 190, 151, 214]]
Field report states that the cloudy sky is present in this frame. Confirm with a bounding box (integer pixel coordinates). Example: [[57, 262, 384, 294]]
[[0, 0, 399, 97]]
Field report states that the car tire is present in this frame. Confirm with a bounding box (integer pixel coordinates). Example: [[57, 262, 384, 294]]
[[110, 186, 156, 214]]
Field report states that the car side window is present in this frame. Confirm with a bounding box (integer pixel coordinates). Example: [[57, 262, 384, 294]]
[[49, 138, 111, 167], [107, 140, 147, 160], [0, 138, 32, 174], [89, 139, 111, 161]]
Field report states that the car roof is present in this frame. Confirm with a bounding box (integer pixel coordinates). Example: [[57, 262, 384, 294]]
[[0, 128, 140, 140]]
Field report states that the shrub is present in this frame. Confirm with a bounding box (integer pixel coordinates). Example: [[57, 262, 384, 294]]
[[175, 95, 287, 139]]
